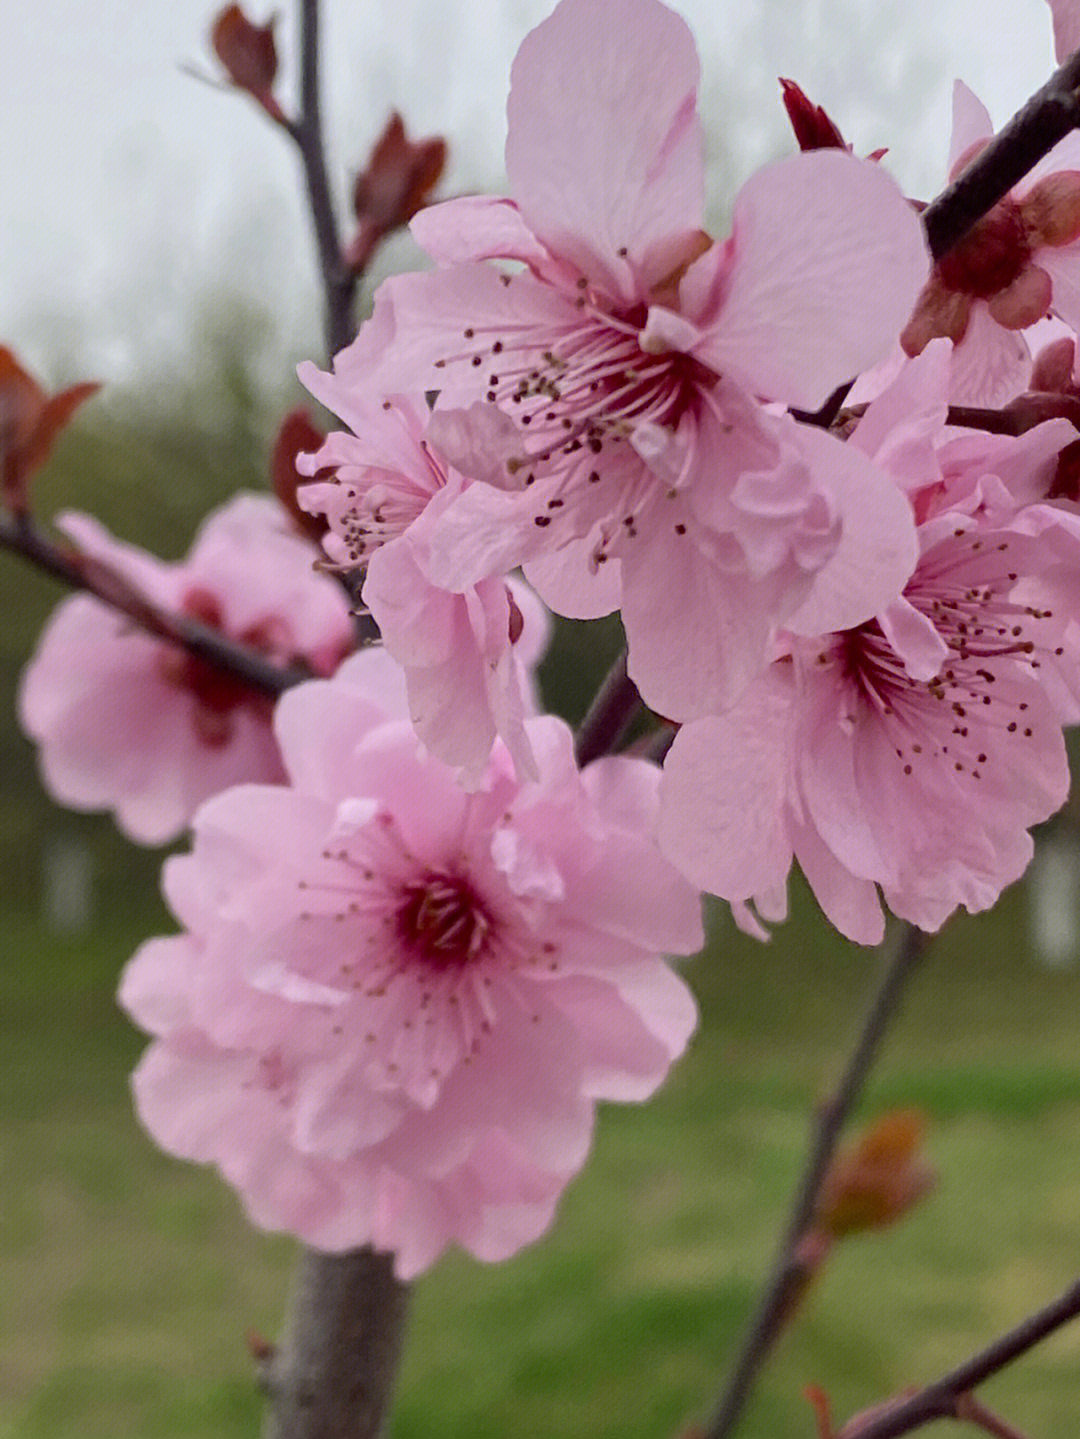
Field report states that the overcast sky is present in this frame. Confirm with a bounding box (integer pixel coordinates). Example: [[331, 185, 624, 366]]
[[2, 0, 1058, 383]]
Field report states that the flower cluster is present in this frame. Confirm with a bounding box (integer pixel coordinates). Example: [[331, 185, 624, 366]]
[[121, 650, 702, 1276], [23, 0, 1080, 1276]]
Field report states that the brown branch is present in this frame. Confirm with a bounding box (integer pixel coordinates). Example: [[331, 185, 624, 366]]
[[923, 50, 1080, 261], [291, 0, 357, 357], [260, 1247, 409, 1439], [0, 512, 305, 697], [702, 923, 928, 1439], [837, 1278, 1080, 1439], [573, 649, 643, 767]]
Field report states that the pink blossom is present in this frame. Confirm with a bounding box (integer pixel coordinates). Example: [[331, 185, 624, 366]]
[[317, 0, 927, 716], [658, 354, 1080, 942], [900, 81, 1080, 404], [294, 391, 552, 782], [120, 648, 703, 1277], [18, 494, 353, 845]]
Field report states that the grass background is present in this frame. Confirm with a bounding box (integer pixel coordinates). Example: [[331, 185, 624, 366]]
[[3, 349, 1080, 1438]]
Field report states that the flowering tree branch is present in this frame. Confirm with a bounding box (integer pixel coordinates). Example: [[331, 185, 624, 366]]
[[834, 1276, 1080, 1439], [703, 923, 928, 1439], [922, 48, 1080, 260], [0, 511, 305, 698], [289, 0, 357, 357]]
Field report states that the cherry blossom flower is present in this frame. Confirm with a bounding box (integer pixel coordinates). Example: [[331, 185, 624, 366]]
[[120, 648, 703, 1277], [900, 81, 1080, 404], [294, 391, 552, 783], [316, 0, 927, 717], [657, 348, 1080, 942], [18, 494, 353, 845]]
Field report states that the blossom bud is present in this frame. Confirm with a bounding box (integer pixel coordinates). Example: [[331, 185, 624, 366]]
[[815, 1109, 935, 1239]]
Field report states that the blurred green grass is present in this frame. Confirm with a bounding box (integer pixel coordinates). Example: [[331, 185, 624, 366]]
[[4, 349, 1080, 1437], [5, 888, 1080, 1439]]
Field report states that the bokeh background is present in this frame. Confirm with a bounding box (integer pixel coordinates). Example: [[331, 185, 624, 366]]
[[5, 2, 1080, 1436]]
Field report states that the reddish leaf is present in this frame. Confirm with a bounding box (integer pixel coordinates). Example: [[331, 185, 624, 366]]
[[271, 406, 328, 543], [0, 348, 100, 515], [345, 112, 448, 273], [780, 78, 849, 152], [210, 5, 287, 125]]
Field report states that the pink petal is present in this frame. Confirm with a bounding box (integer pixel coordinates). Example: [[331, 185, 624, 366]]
[[1047, 0, 1080, 61], [505, 0, 704, 303], [696, 151, 929, 409], [410, 195, 553, 269], [783, 424, 918, 637], [656, 675, 796, 899], [948, 80, 994, 176]]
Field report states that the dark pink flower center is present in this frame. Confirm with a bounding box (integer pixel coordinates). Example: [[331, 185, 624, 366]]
[[441, 296, 717, 492], [827, 533, 1059, 785], [396, 871, 492, 967], [157, 587, 279, 747], [936, 197, 1030, 299]]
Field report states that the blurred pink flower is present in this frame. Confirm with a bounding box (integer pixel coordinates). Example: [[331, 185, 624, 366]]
[[120, 648, 702, 1277], [294, 392, 552, 784], [319, 0, 926, 716], [18, 493, 353, 844]]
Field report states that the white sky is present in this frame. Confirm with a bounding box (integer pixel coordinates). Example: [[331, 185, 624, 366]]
[[1, 0, 1058, 383]]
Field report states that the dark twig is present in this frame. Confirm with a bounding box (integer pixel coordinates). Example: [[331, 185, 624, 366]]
[[923, 49, 1080, 261], [292, 0, 357, 356], [838, 1278, 1080, 1439], [833, 394, 1080, 438], [703, 923, 928, 1439], [260, 1247, 409, 1439], [574, 650, 643, 767], [0, 512, 304, 697]]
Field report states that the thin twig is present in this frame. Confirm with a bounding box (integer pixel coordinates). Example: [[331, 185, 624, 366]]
[[953, 1394, 1032, 1439], [293, 0, 357, 356], [573, 650, 642, 767], [703, 923, 928, 1439], [0, 512, 304, 697], [923, 49, 1080, 260], [839, 1278, 1080, 1439]]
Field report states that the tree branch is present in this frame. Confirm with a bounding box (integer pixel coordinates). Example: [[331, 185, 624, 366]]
[[702, 923, 928, 1439], [922, 49, 1080, 261], [838, 1278, 1080, 1439], [573, 649, 643, 767], [260, 1247, 410, 1439], [0, 512, 305, 697], [291, 0, 357, 356]]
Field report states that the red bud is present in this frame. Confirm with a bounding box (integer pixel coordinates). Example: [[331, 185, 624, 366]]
[[780, 79, 849, 152]]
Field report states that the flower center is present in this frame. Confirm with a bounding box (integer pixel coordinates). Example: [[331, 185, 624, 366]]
[[396, 871, 491, 968], [936, 197, 1031, 299], [157, 587, 278, 746], [439, 294, 717, 495]]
